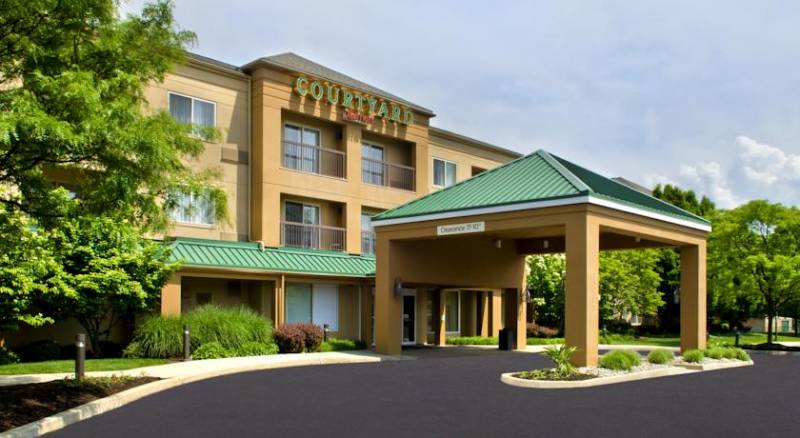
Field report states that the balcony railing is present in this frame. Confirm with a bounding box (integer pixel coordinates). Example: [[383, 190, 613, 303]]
[[361, 158, 415, 191], [282, 140, 346, 179], [281, 221, 346, 252], [361, 231, 376, 256]]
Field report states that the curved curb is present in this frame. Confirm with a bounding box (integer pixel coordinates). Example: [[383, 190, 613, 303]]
[[500, 366, 691, 389], [675, 360, 753, 371], [2, 354, 384, 437]]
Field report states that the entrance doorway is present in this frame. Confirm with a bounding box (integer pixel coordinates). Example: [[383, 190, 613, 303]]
[[402, 293, 416, 345]]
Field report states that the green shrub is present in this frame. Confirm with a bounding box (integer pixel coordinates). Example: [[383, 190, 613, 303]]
[[237, 341, 279, 356], [184, 305, 273, 350], [129, 314, 183, 358], [122, 341, 143, 358], [192, 342, 232, 360], [682, 349, 704, 363], [17, 340, 61, 362], [446, 336, 498, 345], [599, 350, 641, 371], [647, 349, 675, 364], [0, 347, 20, 365], [320, 338, 367, 352], [599, 333, 635, 345], [127, 305, 275, 359], [705, 347, 727, 359], [543, 344, 578, 377], [730, 348, 751, 361]]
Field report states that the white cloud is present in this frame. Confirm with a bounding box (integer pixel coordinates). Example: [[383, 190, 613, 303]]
[[678, 161, 740, 208], [736, 136, 800, 185]]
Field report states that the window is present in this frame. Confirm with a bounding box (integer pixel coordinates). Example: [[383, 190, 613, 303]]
[[361, 213, 376, 255], [285, 282, 339, 331], [283, 124, 321, 173], [433, 158, 457, 187], [445, 291, 460, 333], [361, 142, 385, 185], [169, 191, 215, 225], [168, 93, 215, 139], [284, 201, 320, 248]]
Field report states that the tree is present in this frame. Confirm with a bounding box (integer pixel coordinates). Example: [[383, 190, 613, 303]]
[[599, 250, 663, 323], [709, 200, 800, 343], [652, 184, 717, 332], [0, 203, 72, 333], [527, 250, 663, 329], [48, 214, 180, 354], [527, 255, 566, 329], [0, 0, 226, 231], [0, 1, 223, 336]]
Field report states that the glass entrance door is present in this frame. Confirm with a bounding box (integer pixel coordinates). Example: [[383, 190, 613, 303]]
[[402, 294, 416, 344]]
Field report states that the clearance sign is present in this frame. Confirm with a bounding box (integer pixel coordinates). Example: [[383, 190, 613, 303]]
[[294, 76, 414, 126]]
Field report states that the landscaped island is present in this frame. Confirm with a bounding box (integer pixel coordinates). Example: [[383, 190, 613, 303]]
[[502, 345, 753, 389]]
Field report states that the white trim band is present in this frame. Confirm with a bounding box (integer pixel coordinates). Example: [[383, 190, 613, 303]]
[[372, 195, 711, 232]]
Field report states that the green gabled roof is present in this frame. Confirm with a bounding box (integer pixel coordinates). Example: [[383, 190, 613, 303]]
[[168, 238, 376, 277], [372, 150, 710, 229]]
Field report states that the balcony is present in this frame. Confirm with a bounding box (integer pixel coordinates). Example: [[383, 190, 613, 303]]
[[361, 158, 415, 191], [361, 231, 376, 256], [281, 221, 346, 252], [282, 140, 346, 179]]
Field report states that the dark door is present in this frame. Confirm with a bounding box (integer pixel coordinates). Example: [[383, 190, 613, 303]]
[[402, 295, 415, 344]]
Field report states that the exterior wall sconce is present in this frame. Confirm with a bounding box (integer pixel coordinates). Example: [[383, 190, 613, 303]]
[[543, 240, 549, 249], [394, 278, 403, 297], [494, 238, 502, 249]]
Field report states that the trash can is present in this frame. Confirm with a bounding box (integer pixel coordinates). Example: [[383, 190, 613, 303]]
[[498, 328, 515, 351]]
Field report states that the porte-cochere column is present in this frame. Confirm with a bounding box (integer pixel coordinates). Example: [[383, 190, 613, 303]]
[[564, 214, 600, 367], [680, 242, 707, 352]]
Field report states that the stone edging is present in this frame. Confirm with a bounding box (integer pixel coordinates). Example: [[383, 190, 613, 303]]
[[2, 354, 384, 437], [501, 359, 754, 389]]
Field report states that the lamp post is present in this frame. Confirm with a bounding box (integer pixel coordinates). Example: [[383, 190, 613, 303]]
[[183, 325, 191, 361], [75, 334, 86, 381]]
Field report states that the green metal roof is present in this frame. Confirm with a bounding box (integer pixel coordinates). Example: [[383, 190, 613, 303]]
[[168, 238, 376, 277], [372, 150, 710, 228]]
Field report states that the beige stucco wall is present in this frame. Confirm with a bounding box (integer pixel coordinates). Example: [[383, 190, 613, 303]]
[[145, 61, 251, 242]]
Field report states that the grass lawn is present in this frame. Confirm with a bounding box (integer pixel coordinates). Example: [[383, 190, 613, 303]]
[[0, 358, 169, 376], [447, 332, 800, 348]]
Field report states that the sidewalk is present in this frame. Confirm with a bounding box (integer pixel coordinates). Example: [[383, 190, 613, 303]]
[[0, 350, 396, 387]]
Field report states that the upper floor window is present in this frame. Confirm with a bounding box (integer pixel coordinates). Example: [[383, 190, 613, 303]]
[[361, 213, 376, 255], [170, 191, 215, 226], [168, 92, 216, 140], [283, 124, 322, 173], [433, 158, 457, 188], [361, 142, 385, 186]]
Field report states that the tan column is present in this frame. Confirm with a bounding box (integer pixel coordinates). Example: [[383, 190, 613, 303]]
[[435, 290, 447, 346], [478, 292, 490, 337], [161, 274, 182, 316], [274, 274, 285, 326], [416, 289, 428, 345], [489, 290, 502, 336], [680, 242, 707, 351], [565, 214, 600, 367], [344, 123, 362, 184], [361, 283, 374, 344], [413, 139, 429, 194], [375, 238, 402, 355], [345, 201, 362, 254]]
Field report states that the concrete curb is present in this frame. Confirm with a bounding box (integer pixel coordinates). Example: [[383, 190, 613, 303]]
[[675, 360, 754, 371], [500, 366, 693, 389], [2, 352, 386, 437]]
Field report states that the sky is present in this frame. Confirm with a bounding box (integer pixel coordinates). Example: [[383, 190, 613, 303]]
[[121, 0, 800, 209]]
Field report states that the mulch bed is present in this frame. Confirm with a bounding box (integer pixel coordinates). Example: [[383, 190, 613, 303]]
[[0, 376, 159, 432], [746, 343, 800, 352]]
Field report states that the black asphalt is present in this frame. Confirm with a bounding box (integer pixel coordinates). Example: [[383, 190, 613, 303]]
[[52, 349, 800, 438]]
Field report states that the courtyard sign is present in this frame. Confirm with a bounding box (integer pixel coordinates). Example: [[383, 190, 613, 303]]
[[294, 76, 414, 126], [436, 221, 485, 236]]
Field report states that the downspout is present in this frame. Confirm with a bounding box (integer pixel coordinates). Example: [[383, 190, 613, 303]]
[[247, 75, 252, 242], [358, 284, 362, 342]]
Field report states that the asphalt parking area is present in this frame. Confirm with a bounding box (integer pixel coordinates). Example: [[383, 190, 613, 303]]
[[52, 349, 800, 438]]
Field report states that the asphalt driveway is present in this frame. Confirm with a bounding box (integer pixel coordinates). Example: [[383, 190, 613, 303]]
[[52, 349, 800, 437]]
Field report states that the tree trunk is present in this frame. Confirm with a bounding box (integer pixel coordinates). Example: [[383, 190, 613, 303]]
[[767, 313, 774, 344]]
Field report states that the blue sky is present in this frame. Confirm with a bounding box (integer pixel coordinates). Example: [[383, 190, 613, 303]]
[[122, 1, 800, 208]]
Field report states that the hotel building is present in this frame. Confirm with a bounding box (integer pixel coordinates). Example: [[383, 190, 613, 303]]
[[152, 52, 521, 346]]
